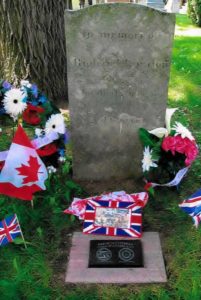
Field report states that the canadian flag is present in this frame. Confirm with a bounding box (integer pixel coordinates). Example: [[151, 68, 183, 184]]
[[0, 125, 48, 200]]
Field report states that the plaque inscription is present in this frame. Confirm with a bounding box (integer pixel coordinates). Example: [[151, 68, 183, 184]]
[[89, 240, 143, 268]]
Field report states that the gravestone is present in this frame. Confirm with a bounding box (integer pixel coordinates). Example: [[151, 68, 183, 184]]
[[65, 4, 175, 180]]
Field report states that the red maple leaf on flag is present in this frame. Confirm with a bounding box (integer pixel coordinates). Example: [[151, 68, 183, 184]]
[[16, 156, 41, 184]]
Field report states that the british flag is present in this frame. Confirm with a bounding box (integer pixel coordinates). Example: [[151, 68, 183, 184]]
[[83, 199, 143, 238], [0, 214, 22, 247], [179, 188, 201, 228]]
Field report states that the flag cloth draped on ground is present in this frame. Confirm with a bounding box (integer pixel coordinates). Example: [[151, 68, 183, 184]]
[[179, 189, 201, 227], [0, 214, 22, 247], [0, 125, 48, 200]]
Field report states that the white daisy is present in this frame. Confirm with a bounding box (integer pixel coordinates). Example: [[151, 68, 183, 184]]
[[172, 122, 194, 141], [3, 88, 27, 121], [45, 114, 65, 135], [0, 128, 2, 133], [47, 166, 57, 174], [142, 146, 158, 172]]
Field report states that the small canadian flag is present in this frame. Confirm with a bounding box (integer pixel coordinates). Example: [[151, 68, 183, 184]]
[[0, 125, 48, 200]]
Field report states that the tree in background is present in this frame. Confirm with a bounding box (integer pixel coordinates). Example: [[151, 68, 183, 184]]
[[188, 0, 201, 27], [0, 0, 68, 107]]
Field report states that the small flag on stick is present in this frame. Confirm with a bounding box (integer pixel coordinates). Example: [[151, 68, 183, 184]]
[[179, 188, 201, 228], [0, 214, 22, 247], [0, 125, 48, 200]]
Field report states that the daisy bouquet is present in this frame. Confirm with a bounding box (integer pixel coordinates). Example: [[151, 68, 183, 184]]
[[139, 108, 198, 187], [0, 79, 69, 168]]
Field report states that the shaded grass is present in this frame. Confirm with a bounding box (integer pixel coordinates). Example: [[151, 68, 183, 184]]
[[0, 14, 201, 300]]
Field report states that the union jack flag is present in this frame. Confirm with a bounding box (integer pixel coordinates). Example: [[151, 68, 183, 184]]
[[0, 214, 22, 247], [179, 188, 201, 228], [83, 199, 142, 238]]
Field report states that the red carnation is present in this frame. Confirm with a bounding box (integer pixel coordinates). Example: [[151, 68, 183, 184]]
[[0, 161, 5, 171], [37, 143, 58, 157], [22, 104, 44, 125]]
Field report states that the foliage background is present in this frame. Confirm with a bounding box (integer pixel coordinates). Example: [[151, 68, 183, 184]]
[[188, 0, 201, 27]]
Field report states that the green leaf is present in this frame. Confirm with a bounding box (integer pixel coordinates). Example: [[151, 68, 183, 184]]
[[138, 128, 155, 147], [53, 208, 62, 214], [36, 227, 43, 238], [152, 141, 162, 161], [148, 187, 155, 197], [70, 215, 76, 222], [49, 197, 56, 205], [62, 161, 70, 174], [13, 258, 19, 272], [65, 190, 71, 202], [66, 180, 82, 193]]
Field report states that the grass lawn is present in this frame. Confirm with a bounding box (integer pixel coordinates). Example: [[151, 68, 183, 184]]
[[175, 14, 195, 30], [0, 14, 201, 300]]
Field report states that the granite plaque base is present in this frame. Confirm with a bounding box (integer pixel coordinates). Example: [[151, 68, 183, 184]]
[[65, 232, 167, 284], [89, 240, 143, 268]]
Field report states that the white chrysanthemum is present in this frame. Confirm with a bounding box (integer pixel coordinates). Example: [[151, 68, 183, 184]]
[[35, 128, 44, 137], [142, 146, 158, 172], [3, 88, 27, 121], [20, 80, 32, 88], [172, 122, 194, 141], [45, 114, 65, 135], [47, 166, 57, 174], [59, 156, 66, 163], [0, 128, 2, 133]]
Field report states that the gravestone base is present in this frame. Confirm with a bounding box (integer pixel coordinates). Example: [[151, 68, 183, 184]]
[[74, 177, 144, 195], [65, 232, 167, 284]]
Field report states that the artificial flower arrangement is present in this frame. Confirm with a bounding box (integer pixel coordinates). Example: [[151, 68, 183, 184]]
[[139, 108, 199, 188], [0, 79, 69, 170]]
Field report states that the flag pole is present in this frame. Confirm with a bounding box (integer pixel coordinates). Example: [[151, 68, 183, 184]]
[[15, 214, 27, 249]]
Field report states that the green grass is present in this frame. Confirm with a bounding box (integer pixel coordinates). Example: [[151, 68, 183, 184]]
[[176, 14, 195, 30], [0, 14, 201, 300]]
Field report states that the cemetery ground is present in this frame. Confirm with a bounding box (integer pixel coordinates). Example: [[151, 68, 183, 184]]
[[0, 14, 201, 300]]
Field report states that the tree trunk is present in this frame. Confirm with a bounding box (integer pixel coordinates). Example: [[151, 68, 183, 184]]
[[0, 0, 68, 107]]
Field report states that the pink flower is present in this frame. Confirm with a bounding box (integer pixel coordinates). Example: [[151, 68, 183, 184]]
[[162, 136, 178, 155], [174, 135, 187, 154], [162, 135, 198, 166], [184, 140, 199, 166]]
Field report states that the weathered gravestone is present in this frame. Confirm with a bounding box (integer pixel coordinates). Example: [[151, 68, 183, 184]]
[[65, 4, 175, 181]]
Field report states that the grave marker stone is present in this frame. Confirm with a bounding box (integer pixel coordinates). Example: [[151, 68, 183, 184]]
[[65, 4, 175, 180]]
